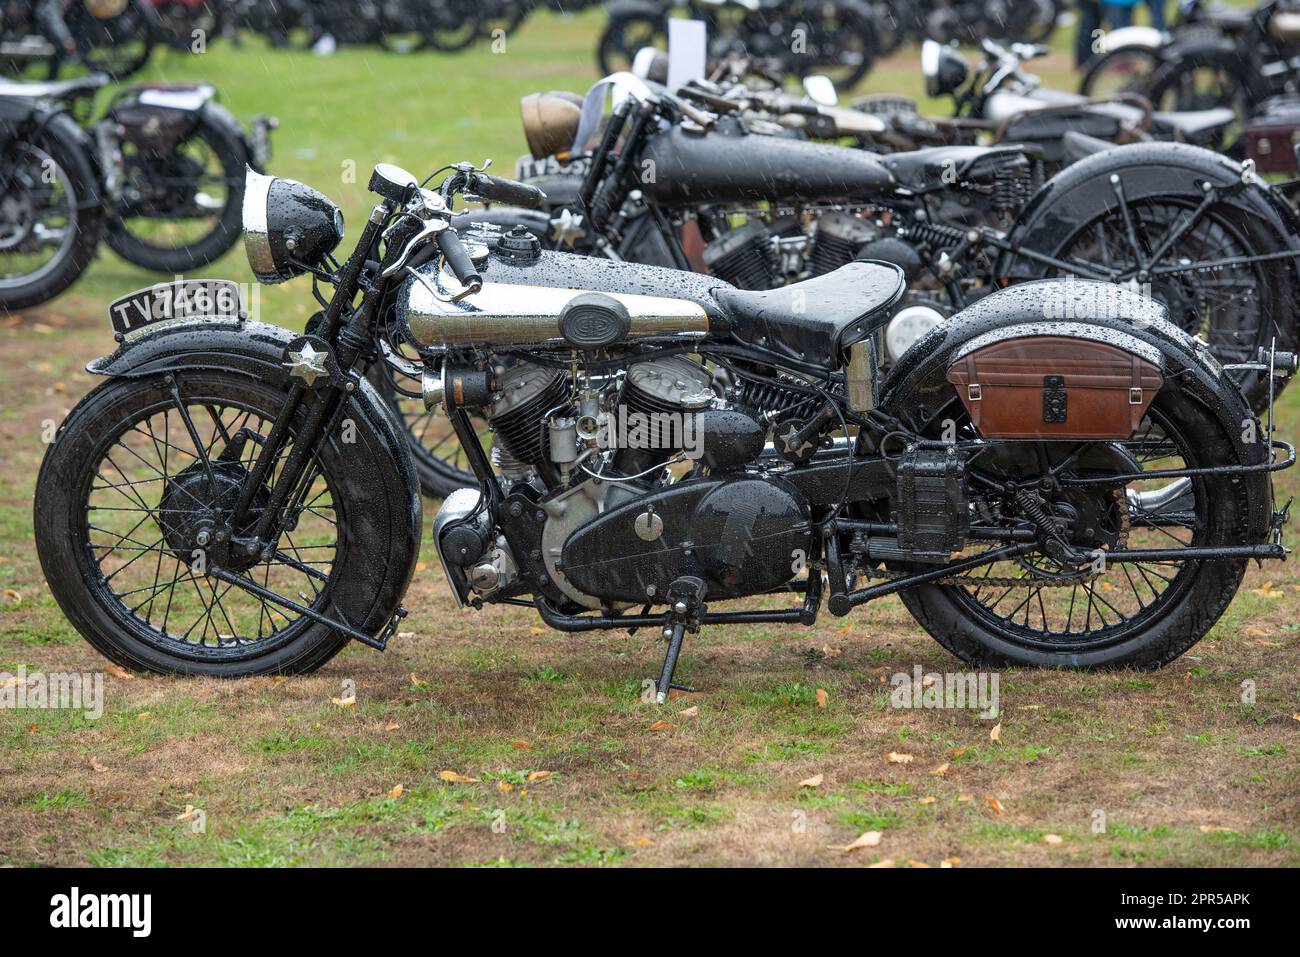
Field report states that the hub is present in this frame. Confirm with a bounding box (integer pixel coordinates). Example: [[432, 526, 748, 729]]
[[157, 460, 269, 572]]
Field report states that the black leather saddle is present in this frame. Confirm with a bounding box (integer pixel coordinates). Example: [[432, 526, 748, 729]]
[[713, 261, 906, 367]]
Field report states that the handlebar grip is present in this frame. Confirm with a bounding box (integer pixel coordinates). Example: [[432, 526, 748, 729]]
[[437, 229, 481, 295], [470, 173, 548, 210]]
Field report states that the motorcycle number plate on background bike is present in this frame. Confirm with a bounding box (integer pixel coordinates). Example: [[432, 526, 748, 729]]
[[108, 280, 243, 336]]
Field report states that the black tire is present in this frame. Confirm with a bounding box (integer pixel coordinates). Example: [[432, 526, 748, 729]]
[[0, 113, 104, 314], [597, 12, 667, 76], [35, 369, 412, 676], [895, 379, 1258, 670], [104, 106, 248, 273], [782, 1, 877, 91], [1079, 45, 1164, 98], [66, 0, 157, 81], [427, 0, 483, 51], [1143, 49, 1255, 115]]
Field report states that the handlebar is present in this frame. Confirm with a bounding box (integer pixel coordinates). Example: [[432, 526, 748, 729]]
[[467, 172, 548, 210], [436, 229, 482, 300]]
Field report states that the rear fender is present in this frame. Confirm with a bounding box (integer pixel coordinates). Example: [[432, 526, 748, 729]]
[[878, 280, 1272, 539], [998, 142, 1300, 282]]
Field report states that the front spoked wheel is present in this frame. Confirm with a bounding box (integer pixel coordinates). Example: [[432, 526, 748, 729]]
[[898, 391, 1253, 669], [36, 371, 357, 675]]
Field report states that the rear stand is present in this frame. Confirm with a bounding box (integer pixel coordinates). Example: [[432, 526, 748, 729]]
[[654, 576, 706, 705]]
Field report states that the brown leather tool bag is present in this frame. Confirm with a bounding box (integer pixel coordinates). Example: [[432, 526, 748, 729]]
[[946, 336, 1163, 439]]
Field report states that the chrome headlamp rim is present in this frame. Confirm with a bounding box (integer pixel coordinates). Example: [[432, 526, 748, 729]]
[[242, 167, 279, 284]]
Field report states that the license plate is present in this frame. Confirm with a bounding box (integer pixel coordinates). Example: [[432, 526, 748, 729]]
[[108, 279, 243, 336], [513, 153, 591, 181]]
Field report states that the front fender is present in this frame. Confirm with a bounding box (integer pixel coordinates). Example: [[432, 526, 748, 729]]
[[1097, 25, 1168, 53]]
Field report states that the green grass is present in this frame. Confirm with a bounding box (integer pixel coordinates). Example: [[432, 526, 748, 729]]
[[2, 9, 1299, 869]]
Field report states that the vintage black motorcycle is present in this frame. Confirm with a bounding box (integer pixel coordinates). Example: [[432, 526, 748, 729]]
[[597, 0, 880, 90], [0, 0, 158, 80], [33, 161, 1296, 691], [428, 76, 1300, 503], [0, 73, 273, 311]]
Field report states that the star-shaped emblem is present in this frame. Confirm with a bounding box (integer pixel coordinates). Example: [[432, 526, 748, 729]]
[[550, 209, 587, 249], [283, 342, 329, 387]]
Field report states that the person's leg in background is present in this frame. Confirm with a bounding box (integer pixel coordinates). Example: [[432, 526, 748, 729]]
[[1104, 3, 1136, 29], [1146, 0, 1167, 31], [1076, 0, 1103, 67]]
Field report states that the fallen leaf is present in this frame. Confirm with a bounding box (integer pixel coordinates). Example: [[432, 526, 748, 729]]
[[415, 562, 427, 572], [25, 723, 37, 733], [511, 739, 535, 751], [907, 860, 931, 868], [1292, 713, 1300, 722], [387, 784, 404, 799], [438, 770, 478, 783], [947, 746, 967, 759], [917, 796, 937, 805], [105, 664, 134, 680], [836, 621, 853, 636], [385, 722, 401, 731], [1043, 834, 1063, 846], [634, 837, 653, 847], [931, 762, 950, 777], [815, 688, 829, 708], [843, 830, 883, 852], [885, 751, 914, 764], [2, 588, 20, 603], [821, 644, 843, 658], [272, 675, 285, 685], [677, 705, 698, 718], [497, 780, 514, 792], [1199, 824, 1235, 833], [330, 696, 356, 708], [983, 795, 1006, 816], [989, 722, 1002, 743], [525, 770, 551, 782], [175, 805, 198, 822], [647, 720, 672, 732], [396, 631, 416, 639], [410, 673, 429, 688], [958, 793, 974, 802], [135, 712, 152, 721], [867, 858, 896, 868], [89, 756, 108, 773], [798, 774, 824, 789], [942, 856, 962, 867], [528, 627, 546, 636], [0, 675, 22, 690]]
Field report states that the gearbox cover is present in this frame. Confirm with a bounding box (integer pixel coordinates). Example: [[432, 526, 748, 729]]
[[558, 477, 810, 604]]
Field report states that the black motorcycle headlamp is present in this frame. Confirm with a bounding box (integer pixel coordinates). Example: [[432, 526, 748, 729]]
[[922, 40, 970, 98], [242, 169, 345, 285]]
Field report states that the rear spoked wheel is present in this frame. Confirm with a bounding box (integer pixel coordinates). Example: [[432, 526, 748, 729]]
[[898, 392, 1252, 669], [1047, 198, 1282, 410]]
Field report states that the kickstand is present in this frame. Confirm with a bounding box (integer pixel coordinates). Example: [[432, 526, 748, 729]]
[[654, 576, 706, 704]]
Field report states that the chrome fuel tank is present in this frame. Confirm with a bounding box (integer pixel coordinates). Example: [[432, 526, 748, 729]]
[[399, 249, 719, 350]]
